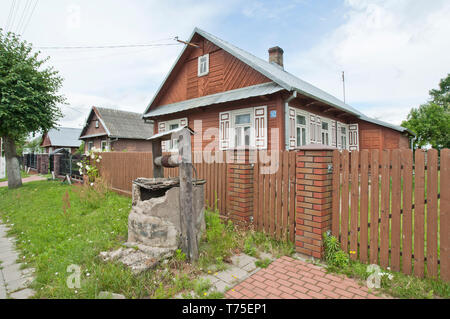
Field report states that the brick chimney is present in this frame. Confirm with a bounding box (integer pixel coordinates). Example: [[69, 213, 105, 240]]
[[268, 46, 284, 68]]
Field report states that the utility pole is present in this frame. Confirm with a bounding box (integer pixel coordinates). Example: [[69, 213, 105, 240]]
[[342, 71, 346, 103]]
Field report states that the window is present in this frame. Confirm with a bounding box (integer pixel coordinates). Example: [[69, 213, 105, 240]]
[[88, 142, 94, 151], [322, 121, 330, 146], [198, 54, 209, 77], [101, 140, 108, 152], [169, 123, 180, 150], [341, 126, 347, 149], [95, 120, 99, 128], [296, 114, 307, 147], [234, 112, 252, 148]]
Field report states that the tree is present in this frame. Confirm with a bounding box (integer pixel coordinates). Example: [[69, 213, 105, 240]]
[[0, 30, 64, 188], [402, 74, 450, 151]]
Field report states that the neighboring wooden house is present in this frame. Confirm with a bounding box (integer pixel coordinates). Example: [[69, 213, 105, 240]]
[[41, 127, 82, 154], [79, 106, 154, 152], [142, 28, 414, 152]]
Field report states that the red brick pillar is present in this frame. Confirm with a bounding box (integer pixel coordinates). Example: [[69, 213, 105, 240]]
[[296, 145, 335, 258], [36, 155, 42, 173], [40, 155, 49, 174], [53, 153, 62, 177], [227, 150, 255, 225]]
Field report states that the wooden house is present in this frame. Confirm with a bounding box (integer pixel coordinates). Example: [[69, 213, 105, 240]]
[[40, 127, 82, 154], [142, 28, 413, 153], [79, 106, 154, 152]]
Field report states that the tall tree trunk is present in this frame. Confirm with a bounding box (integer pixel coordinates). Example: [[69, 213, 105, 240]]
[[3, 136, 22, 189]]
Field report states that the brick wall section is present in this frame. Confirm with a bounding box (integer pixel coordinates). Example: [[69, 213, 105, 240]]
[[296, 146, 334, 258], [39, 155, 49, 174], [53, 154, 62, 177], [227, 150, 255, 224]]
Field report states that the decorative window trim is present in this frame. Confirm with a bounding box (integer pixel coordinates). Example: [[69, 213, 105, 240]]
[[219, 106, 267, 150], [295, 110, 308, 148], [158, 118, 188, 152], [95, 120, 99, 128], [198, 54, 209, 77], [101, 140, 109, 152]]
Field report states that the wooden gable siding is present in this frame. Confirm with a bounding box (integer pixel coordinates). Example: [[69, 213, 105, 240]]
[[154, 37, 271, 108], [358, 120, 409, 150], [83, 112, 107, 137], [41, 133, 52, 147]]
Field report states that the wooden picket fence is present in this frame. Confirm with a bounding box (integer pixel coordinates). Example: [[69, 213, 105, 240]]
[[332, 148, 449, 281], [253, 151, 297, 242]]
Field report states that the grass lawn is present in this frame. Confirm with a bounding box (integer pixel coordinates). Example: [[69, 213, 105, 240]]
[[0, 180, 293, 299]]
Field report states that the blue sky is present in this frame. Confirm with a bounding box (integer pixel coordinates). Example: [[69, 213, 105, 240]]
[[1, 0, 449, 129]]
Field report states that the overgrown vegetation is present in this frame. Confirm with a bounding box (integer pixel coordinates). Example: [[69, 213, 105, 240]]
[[0, 181, 294, 299], [323, 232, 450, 299]]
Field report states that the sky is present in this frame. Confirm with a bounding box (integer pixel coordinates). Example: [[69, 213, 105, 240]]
[[1, 0, 449, 130]]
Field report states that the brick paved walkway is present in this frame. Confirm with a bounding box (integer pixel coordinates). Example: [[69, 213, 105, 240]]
[[0, 175, 46, 188], [225, 256, 389, 299]]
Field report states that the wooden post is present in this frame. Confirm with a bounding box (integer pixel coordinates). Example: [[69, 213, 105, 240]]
[[177, 129, 198, 262], [152, 139, 163, 178]]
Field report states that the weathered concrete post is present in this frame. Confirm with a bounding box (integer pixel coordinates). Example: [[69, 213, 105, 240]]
[[295, 145, 335, 259]]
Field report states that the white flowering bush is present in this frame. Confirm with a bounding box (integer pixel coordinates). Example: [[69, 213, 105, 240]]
[[77, 148, 103, 184]]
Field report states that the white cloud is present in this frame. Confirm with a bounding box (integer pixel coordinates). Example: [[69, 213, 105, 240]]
[[288, 0, 450, 125]]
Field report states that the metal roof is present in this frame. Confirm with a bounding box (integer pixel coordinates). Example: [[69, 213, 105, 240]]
[[144, 82, 283, 118], [84, 107, 154, 140], [143, 27, 410, 134], [147, 126, 195, 141], [47, 127, 82, 148]]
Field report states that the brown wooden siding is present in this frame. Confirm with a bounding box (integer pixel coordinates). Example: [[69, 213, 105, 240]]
[[153, 37, 271, 108]]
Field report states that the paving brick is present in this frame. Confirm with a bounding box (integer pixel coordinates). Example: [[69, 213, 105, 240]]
[[279, 285, 296, 295], [334, 288, 355, 299], [304, 283, 322, 293], [308, 290, 327, 299]]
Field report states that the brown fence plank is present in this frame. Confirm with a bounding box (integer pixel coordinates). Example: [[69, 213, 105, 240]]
[[380, 150, 390, 269], [332, 150, 341, 239], [401, 149, 413, 275], [264, 161, 270, 234], [341, 150, 350, 252], [391, 149, 401, 272], [441, 149, 450, 282], [414, 149, 425, 278], [350, 151, 359, 260], [253, 157, 260, 230], [360, 150, 369, 263], [282, 152, 289, 239], [276, 152, 283, 239], [289, 151, 296, 242], [426, 149, 438, 278], [270, 163, 276, 236]]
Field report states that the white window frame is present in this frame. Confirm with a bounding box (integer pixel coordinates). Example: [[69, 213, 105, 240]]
[[95, 120, 99, 128], [88, 141, 94, 151], [159, 118, 188, 152], [198, 54, 209, 77], [321, 119, 331, 146], [232, 108, 254, 149], [295, 111, 308, 147], [101, 140, 109, 152]]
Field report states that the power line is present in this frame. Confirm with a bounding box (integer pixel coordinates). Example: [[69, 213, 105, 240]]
[[5, 0, 17, 32], [15, 0, 31, 34], [20, 0, 38, 35], [8, 0, 21, 33], [36, 42, 181, 51]]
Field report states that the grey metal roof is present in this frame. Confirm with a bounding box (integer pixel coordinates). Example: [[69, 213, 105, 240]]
[[143, 27, 411, 134], [47, 127, 82, 148], [95, 107, 154, 140], [144, 82, 283, 118], [147, 126, 195, 141]]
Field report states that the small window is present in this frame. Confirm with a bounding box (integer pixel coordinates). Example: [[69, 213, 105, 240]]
[[297, 115, 306, 125], [170, 124, 179, 150], [341, 127, 347, 149], [234, 113, 252, 148], [101, 141, 108, 152], [88, 142, 94, 151], [95, 120, 99, 128], [322, 121, 330, 145], [198, 54, 209, 77]]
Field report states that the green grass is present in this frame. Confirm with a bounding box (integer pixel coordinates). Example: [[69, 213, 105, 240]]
[[323, 233, 450, 299], [0, 180, 294, 299]]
